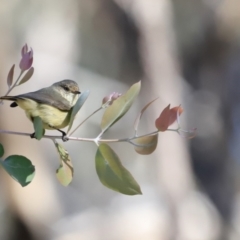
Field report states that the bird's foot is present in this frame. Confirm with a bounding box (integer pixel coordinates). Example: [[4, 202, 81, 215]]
[[48, 125, 69, 142], [62, 133, 69, 142], [57, 129, 69, 142], [30, 132, 36, 139]]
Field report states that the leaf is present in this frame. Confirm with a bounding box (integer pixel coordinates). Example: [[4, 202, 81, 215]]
[[168, 105, 183, 126], [95, 143, 142, 195], [178, 128, 197, 139], [155, 104, 170, 132], [67, 90, 90, 134], [132, 134, 158, 155], [101, 81, 141, 133], [155, 104, 184, 131], [0, 155, 35, 187], [33, 116, 44, 140], [0, 143, 4, 158], [134, 97, 158, 134], [18, 67, 34, 85], [7, 64, 15, 88], [55, 142, 73, 186]]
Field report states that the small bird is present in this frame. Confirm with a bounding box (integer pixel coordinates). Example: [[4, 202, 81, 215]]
[[0, 79, 81, 139]]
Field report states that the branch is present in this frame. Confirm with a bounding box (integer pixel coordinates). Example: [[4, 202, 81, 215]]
[[0, 70, 24, 103], [0, 129, 128, 143], [0, 129, 163, 144]]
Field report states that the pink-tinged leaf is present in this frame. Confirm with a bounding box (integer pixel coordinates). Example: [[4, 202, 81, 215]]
[[155, 104, 184, 131], [134, 97, 158, 133], [7, 64, 15, 88], [132, 134, 158, 155], [18, 67, 34, 85], [155, 104, 171, 131], [168, 105, 184, 126]]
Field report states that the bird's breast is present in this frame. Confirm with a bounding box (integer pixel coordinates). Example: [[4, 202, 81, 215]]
[[17, 98, 70, 129]]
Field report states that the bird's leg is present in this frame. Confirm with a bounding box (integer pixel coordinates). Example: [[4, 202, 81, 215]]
[[30, 132, 36, 139], [57, 129, 69, 142], [48, 125, 68, 142], [30, 128, 45, 140]]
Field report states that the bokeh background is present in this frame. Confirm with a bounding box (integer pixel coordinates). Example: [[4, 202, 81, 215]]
[[0, 0, 240, 239]]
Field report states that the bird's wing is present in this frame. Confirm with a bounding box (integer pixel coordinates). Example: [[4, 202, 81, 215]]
[[17, 88, 72, 111]]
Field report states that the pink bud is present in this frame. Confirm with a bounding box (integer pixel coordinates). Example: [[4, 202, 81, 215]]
[[21, 44, 28, 56], [111, 92, 121, 101], [102, 92, 121, 105], [19, 45, 33, 71]]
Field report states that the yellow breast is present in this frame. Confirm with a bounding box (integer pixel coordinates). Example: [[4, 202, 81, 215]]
[[17, 98, 70, 129]]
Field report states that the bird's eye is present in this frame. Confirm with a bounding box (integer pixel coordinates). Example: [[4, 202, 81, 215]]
[[63, 86, 69, 91]]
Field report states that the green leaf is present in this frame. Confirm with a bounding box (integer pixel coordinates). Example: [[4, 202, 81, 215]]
[[7, 64, 15, 88], [33, 116, 44, 140], [0, 155, 35, 187], [101, 81, 141, 133], [18, 67, 34, 85], [0, 143, 4, 158], [54, 142, 73, 186], [67, 90, 90, 134], [132, 134, 158, 155], [95, 143, 142, 195]]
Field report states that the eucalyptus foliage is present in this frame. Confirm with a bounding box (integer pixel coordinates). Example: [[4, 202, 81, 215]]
[[0, 44, 196, 194]]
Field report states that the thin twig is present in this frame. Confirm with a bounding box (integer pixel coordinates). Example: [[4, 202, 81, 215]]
[[0, 70, 24, 105], [0, 129, 126, 143], [0, 125, 182, 145], [4, 70, 24, 96], [0, 129, 156, 143], [69, 106, 103, 136]]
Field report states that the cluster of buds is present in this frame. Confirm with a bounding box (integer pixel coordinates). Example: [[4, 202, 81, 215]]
[[19, 44, 33, 71], [102, 92, 122, 107], [4, 43, 34, 94]]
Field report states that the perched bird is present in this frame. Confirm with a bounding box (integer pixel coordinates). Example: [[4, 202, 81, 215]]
[[0, 79, 81, 139]]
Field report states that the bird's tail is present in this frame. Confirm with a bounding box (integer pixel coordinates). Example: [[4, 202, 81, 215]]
[[0, 96, 17, 101], [0, 96, 18, 107]]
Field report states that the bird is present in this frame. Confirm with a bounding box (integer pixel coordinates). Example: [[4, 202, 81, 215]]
[[0, 79, 81, 140]]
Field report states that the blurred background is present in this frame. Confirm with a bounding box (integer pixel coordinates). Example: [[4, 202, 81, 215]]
[[0, 0, 240, 239]]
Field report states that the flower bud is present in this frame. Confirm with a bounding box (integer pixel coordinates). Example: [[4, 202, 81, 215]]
[[19, 44, 33, 71], [102, 92, 121, 106]]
